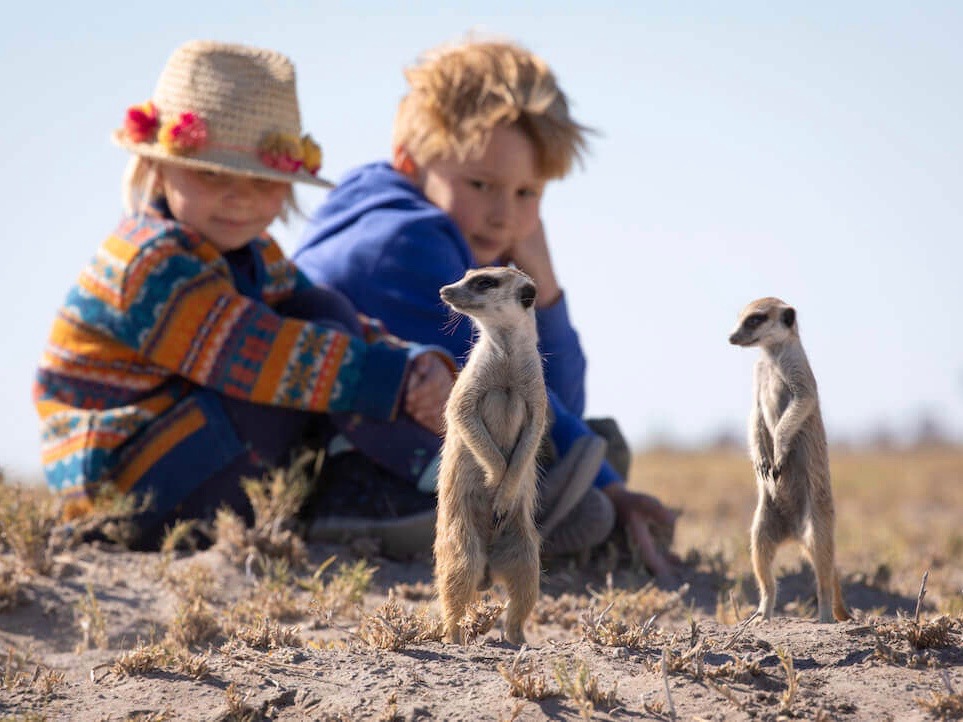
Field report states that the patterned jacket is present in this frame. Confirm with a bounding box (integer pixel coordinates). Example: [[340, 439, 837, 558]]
[[35, 210, 417, 509]]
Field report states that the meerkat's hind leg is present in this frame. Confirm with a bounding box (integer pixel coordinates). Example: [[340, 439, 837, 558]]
[[436, 529, 487, 643], [831, 568, 851, 621], [750, 502, 779, 621], [800, 521, 847, 623], [490, 524, 540, 645]]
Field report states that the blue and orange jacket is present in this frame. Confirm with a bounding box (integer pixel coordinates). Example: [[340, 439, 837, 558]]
[[35, 206, 418, 514]]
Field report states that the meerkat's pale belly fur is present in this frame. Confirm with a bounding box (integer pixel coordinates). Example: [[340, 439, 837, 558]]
[[753, 358, 833, 536]]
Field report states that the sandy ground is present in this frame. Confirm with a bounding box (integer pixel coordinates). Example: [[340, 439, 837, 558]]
[[1, 532, 961, 722]]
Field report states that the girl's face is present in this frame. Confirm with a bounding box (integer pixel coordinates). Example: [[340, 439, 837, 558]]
[[158, 164, 290, 252], [416, 124, 545, 267]]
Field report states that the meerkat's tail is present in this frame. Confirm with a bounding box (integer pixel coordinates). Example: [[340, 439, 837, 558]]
[[832, 569, 851, 621]]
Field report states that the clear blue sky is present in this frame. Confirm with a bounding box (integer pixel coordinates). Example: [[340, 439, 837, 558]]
[[3, 2, 961, 481]]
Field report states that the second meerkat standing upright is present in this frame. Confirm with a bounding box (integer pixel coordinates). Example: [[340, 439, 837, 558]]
[[435, 267, 547, 645], [729, 297, 849, 623]]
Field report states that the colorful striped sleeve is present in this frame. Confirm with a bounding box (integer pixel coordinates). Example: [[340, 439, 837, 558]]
[[65, 232, 410, 421]]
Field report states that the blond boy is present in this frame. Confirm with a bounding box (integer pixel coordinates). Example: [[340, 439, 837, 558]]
[[295, 39, 678, 574]]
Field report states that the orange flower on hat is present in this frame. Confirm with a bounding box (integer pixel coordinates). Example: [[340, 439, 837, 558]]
[[300, 134, 323, 175], [259, 132, 304, 173], [158, 112, 208, 155], [124, 101, 160, 143]]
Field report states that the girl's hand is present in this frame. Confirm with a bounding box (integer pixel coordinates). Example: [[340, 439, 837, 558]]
[[404, 353, 455, 436]]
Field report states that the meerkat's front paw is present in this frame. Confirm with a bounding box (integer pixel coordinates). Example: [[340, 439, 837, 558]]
[[754, 459, 772, 479]]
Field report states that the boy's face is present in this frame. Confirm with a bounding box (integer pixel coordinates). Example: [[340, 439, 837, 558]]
[[158, 164, 290, 252], [417, 125, 545, 267]]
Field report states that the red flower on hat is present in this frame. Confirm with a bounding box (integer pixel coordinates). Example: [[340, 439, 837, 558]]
[[258, 133, 304, 174], [124, 101, 159, 143], [158, 112, 208, 155]]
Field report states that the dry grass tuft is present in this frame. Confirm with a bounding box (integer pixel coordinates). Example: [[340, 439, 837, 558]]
[[232, 557, 304, 623], [916, 671, 963, 720], [309, 556, 377, 619], [124, 712, 173, 722], [906, 615, 957, 650], [588, 574, 689, 624], [75, 583, 108, 651], [532, 593, 585, 631], [0, 483, 60, 575], [917, 692, 963, 720], [1, 646, 64, 697], [459, 598, 506, 644], [872, 613, 961, 666], [166, 596, 221, 648], [111, 643, 167, 676], [162, 560, 217, 602], [497, 649, 555, 700], [224, 682, 260, 721], [776, 647, 802, 715], [580, 601, 659, 649], [159, 518, 202, 555], [356, 598, 442, 650], [553, 658, 618, 720], [378, 690, 403, 722], [0, 557, 23, 611], [214, 452, 317, 570], [706, 654, 762, 683], [226, 615, 302, 651], [111, 640, 210, 680]]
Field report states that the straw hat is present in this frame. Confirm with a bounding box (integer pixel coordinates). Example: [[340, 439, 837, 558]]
[[113, 40, 332, 187]]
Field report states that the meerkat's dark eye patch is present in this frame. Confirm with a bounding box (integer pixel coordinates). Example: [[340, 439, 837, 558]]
[[469, 275, 500, 292], [781, 307, 796, 327], [518, 283, 536, 309], [744, 313, 767, 329]]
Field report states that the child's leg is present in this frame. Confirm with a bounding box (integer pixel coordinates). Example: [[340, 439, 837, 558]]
[[117, 389, 330, 549]]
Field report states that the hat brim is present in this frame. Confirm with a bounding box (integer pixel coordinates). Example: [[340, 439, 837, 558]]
[[111, 130, 334, 188]]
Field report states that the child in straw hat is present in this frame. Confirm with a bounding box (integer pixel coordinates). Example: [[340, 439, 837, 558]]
[[34, 40, 455, 551], [294, 37, 680, 577]]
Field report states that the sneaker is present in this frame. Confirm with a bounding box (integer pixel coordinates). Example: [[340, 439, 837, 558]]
[[307, 508, 437, 560], [541, 487, 616, 557], [301, 450, 437, 559], [536, 434, 607, 538], [585, 417, 631, 480]]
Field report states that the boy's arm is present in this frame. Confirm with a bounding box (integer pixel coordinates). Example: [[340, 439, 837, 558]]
[[509, 221, 587, 416]]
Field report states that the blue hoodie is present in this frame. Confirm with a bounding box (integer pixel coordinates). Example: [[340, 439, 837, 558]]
[[295, 162, 619, 487]]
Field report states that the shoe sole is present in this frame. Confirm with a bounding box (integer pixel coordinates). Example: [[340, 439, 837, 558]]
[[308, 508, 437, 559]]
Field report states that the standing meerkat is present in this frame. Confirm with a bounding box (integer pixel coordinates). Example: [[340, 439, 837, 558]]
[[435, 267, 547, 645], [729, 297, 850, 623]]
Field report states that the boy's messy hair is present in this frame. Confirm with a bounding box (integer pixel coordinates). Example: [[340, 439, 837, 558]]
[[121, 156, 298, 220], [393, 39, 590, 179]]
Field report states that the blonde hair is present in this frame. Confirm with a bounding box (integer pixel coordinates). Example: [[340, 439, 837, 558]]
[[392, 39, 590, 179], [121, 156, 298, 220]]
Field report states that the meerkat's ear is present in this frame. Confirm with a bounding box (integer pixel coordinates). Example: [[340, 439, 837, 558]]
[[518, 283, 536, 309], [781, 307, 796, 327]]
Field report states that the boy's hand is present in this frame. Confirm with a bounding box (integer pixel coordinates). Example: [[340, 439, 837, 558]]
[[602, 483, 681, 581], [405, 353, 455, 436], [507, 220, 562, 308]]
